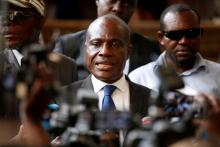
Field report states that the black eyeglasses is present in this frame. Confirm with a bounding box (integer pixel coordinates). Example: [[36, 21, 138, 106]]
[[162, 28, 203, 40], [0, 10, 37, 25]]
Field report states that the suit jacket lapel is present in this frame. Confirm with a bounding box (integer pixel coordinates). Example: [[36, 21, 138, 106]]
[[127, 77, 139, 114], [3, 49, 20, 73], [0, 51, 5, 77], [126, 75, 148, 116], [122, 76, 137, 113], [81, 75, 94, 90], [82, 75, 141, 114], [79, 75, 148, 116]]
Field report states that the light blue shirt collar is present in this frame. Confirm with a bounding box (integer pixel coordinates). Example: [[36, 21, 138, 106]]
[[153, 51, 207, 76]]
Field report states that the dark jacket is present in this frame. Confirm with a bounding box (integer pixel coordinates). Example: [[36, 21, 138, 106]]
[[64, 75, 150, 117], [0, 49, 78, 86], [0, 49, 78, 119]]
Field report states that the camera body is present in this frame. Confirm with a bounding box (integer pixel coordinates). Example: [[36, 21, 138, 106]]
[[50, 88, 134, 147], [49, 65, 203, 147]]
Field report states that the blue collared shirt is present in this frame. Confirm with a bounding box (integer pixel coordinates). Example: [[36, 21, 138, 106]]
[[129, 51, 220, 96]]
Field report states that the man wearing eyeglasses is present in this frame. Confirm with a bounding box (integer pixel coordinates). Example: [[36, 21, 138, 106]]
[[0, 0, 78, 145], [129, 3, 220, 96], [0, 0, 78, 119], [0, 0, 78, 86]]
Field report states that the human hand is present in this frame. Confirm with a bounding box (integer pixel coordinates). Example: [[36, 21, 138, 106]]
[[193, 93, 220, 139], [19, 63, 57, 123], [10, 64, 57, 146]]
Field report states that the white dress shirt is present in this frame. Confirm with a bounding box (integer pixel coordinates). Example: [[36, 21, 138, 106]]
[[91, 74, 130, 146], [91, 74, 130, 111], [12, 49, 23, 66], [123, 59, 130, 75]]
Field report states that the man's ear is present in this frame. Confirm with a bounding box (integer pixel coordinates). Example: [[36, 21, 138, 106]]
[[95, 0, 99, 6], [35, 17, 45, 31], [157, 30, 165, 46], [127, 43, 133, 59]]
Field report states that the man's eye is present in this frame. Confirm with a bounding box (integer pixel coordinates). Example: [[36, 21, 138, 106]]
[[90, 41, 101, 47], [123, 1, 134, 8], [111, 41, 122, 48]]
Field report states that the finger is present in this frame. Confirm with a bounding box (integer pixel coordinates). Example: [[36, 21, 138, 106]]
[[193, 93, 208, 109], [208, 95, 220, 112], [193, 93, 206, 104], [51, 136, 61, 147], [194, 93, 216, 109]]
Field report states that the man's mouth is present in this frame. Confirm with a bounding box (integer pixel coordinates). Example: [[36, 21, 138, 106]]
[[176, 48, 190, 56], [96, 62, 114, 70], [4, 33, 17, 39]]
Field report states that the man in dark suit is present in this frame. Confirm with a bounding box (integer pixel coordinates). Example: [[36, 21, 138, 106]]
[[0, 0, 78, 120], [65, 14, 150, 117], [54, 0, 161, 80], [0, 0, 78, 86], [64, 15, 150, 146]]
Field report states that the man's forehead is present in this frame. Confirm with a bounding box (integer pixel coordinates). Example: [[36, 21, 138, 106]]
[[88, 20, 112, 35], [88, 29, 124, 41], [102, 0, 136, 4], [122, 0, 137, 2], [87, 23, 127, 42], [121, 0, 137, 4], [87, 14, 130, 41], [88, 35, 123, 41], [163, 11, 200, 30]]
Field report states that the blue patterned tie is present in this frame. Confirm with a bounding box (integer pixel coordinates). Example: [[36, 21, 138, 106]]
[[102, 85, 116, 111]]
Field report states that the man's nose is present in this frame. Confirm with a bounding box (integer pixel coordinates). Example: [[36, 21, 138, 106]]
[[99, 43, 112, 56], [112, 1, 123, 13], [178, 36, 191, 44]]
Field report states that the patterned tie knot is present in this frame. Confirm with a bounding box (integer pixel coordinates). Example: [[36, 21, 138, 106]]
[[104, 85, 116, 96]]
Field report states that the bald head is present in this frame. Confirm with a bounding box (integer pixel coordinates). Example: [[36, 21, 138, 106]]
[[86, 14, 130, 43], [160, 3, 200, 30], [85, 14, 132, 83]]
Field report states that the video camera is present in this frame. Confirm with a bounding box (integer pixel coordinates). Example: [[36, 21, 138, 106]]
[[0, 43, 61, 122], [49, 88, 137, 147], [124, 65, 207, 147], [48, 65, 207, 147]]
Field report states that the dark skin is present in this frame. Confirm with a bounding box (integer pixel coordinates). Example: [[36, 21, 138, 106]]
[[0, 3, 49, 145], [85, 15, 132, 83], [193, 94, 220, 142], [170, 93, 220, 147], [157, 10, 201, 73], [96, 0, 137, 23], [0, 4, 44, 51]]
